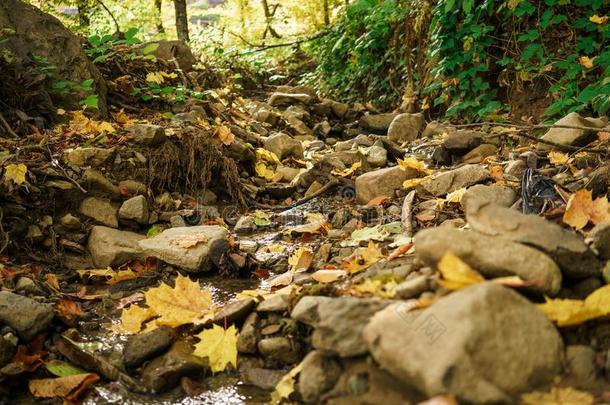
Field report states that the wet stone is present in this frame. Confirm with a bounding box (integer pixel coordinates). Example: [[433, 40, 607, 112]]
[[213, 298, 256, 325], [141, 341, 208, 392], [0, 291, 54, 341], [123, 327, 174, 368]]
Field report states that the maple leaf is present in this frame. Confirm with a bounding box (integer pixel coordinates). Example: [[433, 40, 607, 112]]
[[537, 284, 610, 327], [193, 325, 238, 373], [436, 252, 485, 290], [113, 305, 156, 334], [3, 163, 27, 185], [563, 189, 610, 230], [77, 268, 137, 285], [144, 274, 212, 327], [341, 242, 384, 274], [288, 247, 313, 272], [548, 151, 571, 165], [398, 157, 433, 175]]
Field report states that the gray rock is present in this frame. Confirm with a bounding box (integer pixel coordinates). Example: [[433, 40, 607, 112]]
[[314, 121, 332, 138], [82, 169, 119, 198], [565, 345, 597, 386], [335, 134, 374, 151], [264, 132, 304, 160], [387, 113, 426, 143], [79, 197, 118, 228], [291, 296, 390, 357], [268, 92, 313, 107], [119, 195, 149, 224], [540, 112, 608, 148], [395, 275, 429, 299], [415, 227, 562, 295], [87, 226, 145, 268], [170, 215, 186, 228], [355, 166, 418, 204], [239, 364, 285, 390], [213, 299, 256, 325], [123, 327, 174, 368], [461, 144, 497, 163], [237, 312, 259, 354], [132, 124, 167, 146], [65, 147, 115, 167], [257, 337, 300, 365], [253, 107, 281, 126], [0, 331, 17, 368], [286, 115, 313, 136], [360, 113, 399, 133], [138, 226, 229, 272], [0, 291, 54, 341], [298, 351, 342, 403], [466, 202, 601, 278], [141, 341, 207, 392], [460, 185, 517, 212], [422, 121, 451, 138], [330, 101, 349, 118], [422, 164, 490, 196], [363, 283, 563, 404], [234, 216, 257, 234], [256, 294, 289, 313], [366, 145, 388, 168]]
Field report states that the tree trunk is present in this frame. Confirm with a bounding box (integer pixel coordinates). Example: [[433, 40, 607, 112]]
[[323, 0, 330, 26], [173, 0, 189, 42], [76, 0, 91, 29], [155, 0, 165, 33]]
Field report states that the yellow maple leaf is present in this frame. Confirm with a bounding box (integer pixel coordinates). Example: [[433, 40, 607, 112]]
[[563, 189, 610, 230], [436, 252, 485, 290], [589, 14, 609, 25], [398, 157, 433, 175], [113, 305, 155, 334], [341, 242, 385, 274], [537, 284, 610, 327], [193, 324, 237, 373], [3, 163, 27, 185], [271, 362, 303, 403], [144, 274, 212, 327]]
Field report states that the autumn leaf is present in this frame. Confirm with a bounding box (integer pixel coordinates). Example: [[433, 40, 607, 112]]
[[579, 56, 594, 69], [113, 109, 133, 125], [398, 157, 433, 175], [288, 214, 331, 235], [548, 151, 571, 165], [288, 247, 314, 272], [367, 195, 390, 206], [436, 252, 485, 290], [521, 386, 594, 405], [311, 269, 347, 283], [590, 14, 609, 25], [537, 284, 610, 327], [193, 325, 237, 373], [29, 373, 99, 400], [271, 362, 303, 403], [341, 242, 384, 274], [144, 274, 212, 327], [146, 71, 177, 84], [3, 163, 27, 185], [171, 233, 210, 249], [56, 299, 85, 321], [77, 268, 137, 285], [331, 161, 362, 177], [563, 189, 610, 230], [403, 177, 429, 189], [44, 360, 86, 377], [348, 278, 397, 298], [215, 125, 235, 146], [445, 187, 467, 204], [113, 305, 156, 334]]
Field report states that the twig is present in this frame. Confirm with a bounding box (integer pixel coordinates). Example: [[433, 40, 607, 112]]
[[95, 0, 120, 34], [238, 31, 329, 55], [451, 121, 610, 133], [252, 177, 341, 211], [0, 112, 19, 139], [493, 130, 609, 154], [45, 146, 88, 194]]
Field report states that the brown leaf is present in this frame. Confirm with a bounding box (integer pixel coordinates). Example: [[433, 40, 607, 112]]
[[56, 299, 85, 321], [563, 189, 610, 230], [215, 125, 235, 146], [367, 195, 390, 206], [45, 274, 60, 290], [13, 335, 47, 371], [29, 373, 99, 400]]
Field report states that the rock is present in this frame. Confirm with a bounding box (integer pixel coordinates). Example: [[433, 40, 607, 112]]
[[0, 291, 54, 341], [139, 40, 197, 71], [268, 92, 313, 107], [237, 312, 259, 354], [330, 101, 349, 118], [131, 124, 167, 146], [82, 169, 119, 198], [297, 351, 342, 403], [0, 330, 17, 368], [118, 180, 147, 197], [313, 121, 332, 138], [504, 159, 526, 180], [422, 164, 490, 197], [363, 283, 563, 403], [138, 226, 229, 272], [276, 165, 302, 182], [291, 296, 390, 357], [540, 112, 608, 148], [256, 294, 289, 313], [257, 337, 300, 365], [213, 299, 256, 325], [442, 130, 485, 152], [359, 113, 399, 133], [590, 222, 610, 260], [87, 226, 145, 268], [123, 327, 174, 368], [366, 145, 387, 168], [170, 215, 186, 228], [461, 144, 497, 163], [415, 227, 562, 295], [79, 197, 118, 228], [422, 121, 451, 138], [466, 202, 601, 278], [460, 184, 517, 212], [14, 277, 43, 296], [387, 113, 426, 143], [355, 166, 418, 204], [276, 85, 318, 98], [141, 341, 207, 392], [565, 345, 597, 386], [264, 133, 304, 160], [395, 275, 429, 299], [234, 216, 257, 234], [119, 195, 149, 225], [253, 107, 281, 126], [239, 365, 285, 390], [59, 214, 82, 230], [66, 147, 115, 167], [335, 134, 374, 151]]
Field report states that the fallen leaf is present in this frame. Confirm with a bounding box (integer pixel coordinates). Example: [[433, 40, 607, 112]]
[[311, 269, 347, 283], [579, 56, 594, 69], [146, 71, 177, 84], [445, 187, 467, 204], [3, 163, 27, 185], [436, 252, 485, 290], [288, 247, 313, 272], [271, 362, 303, 403], [490, 165, 504, 185], [367, 195, 390, 206], [387, 243, 413, 261], [563, 189, 610, 230], [341, 242, 385, 274], [56, 299, 85, 321], [113, 109, 133, 125], [403, 177, 429, 189], [548, 151, 571, 165], [29, 373, 99, 400], [215, 125, 235, 146], [45, 274, 60, 290], [331, 161, 362, 177], [289, 217, 331, 235], [77, 268, 137, 285], [398, 157, 433, 175], [171, 233, 210, 249], [114, 305, 156, 334], [521, 386, 594, 405], [44, 360, 86, 377], [193, 325, 238, 373], [537, 283, 610, 327], [254, 210, 271, 226], [590, 14, 609, 25], [145, 274, 212, 327], [267, 271, 294, 288], [13, 335, 46, 371], [348, 278, 397, 298]]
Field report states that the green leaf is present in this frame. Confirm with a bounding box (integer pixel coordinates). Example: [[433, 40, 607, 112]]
[[142, 43, 159, 55], [45, 360, 86, 377], [81, 94, 99, 110], [147, 224, 163, 238]]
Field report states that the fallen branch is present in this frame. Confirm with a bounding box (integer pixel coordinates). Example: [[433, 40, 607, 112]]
[[238, 31, 330, 55]]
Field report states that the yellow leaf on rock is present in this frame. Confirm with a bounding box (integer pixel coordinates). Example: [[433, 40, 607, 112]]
[[331, 161, 362, 177], [255, 162, 275, 180], [113, 305, 155, 334], [271, 362, 303, 403], [341, 242, 385, 274], [256, 148, 280, 164], [445, 187, 467, 204], [548, 151, 571, 165], [537, 284, 610, 327], [77, 268, 137, 285], [3, 163, 27, 185], [194, 325, 238, 373], [349, 278, 397, 298], [171, 233, 209, 249], [144, 274, 212, 327], [398, 157, 433, 175], [436, 252, 485, 290], [563, 189, 610, 230]]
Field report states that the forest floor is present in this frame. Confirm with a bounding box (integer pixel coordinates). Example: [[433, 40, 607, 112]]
[[3, 31, 610, 405]]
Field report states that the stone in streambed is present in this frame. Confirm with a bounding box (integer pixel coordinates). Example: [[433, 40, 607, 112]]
[[264, 132, 304, 160], [119, 195, 149, 225], [213, 298, 256, 325], [460, 184, 517, 212], [421, 164, 490, 196], [131, 124, 166, 146], [87, 226, 145, 268], [0, 291, 54, 341], [363, 283, 563, 404], [387, 113, 426, 143], [79, 196, 118, 228], [355, 166, 419, 204], [123, 327, 174, 368], [297, 350, 342, 403], [539, 112, 608, 148], [141, 341, 207, 392]]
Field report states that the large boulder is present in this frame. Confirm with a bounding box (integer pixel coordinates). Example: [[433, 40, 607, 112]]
[[0, 0, 107, 115], [539, 112, 608, 148], [355, 166, 418, 204], [387, 113, 426, 143], [415, 226, 562, 295], [421, 164, 490, 196], [138, 226, 229, 272], [87, 226, 145, 268], [364, 283, 563, 404]]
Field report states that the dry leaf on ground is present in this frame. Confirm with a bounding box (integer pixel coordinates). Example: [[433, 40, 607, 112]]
[[3, 163, 27, 185], [29, 373, 99, 400], [56, 299, 85, 321], [113, 305, 156, 334], [436, 252, 485, 290], [563, 189, 610, 230], [398, 157, 433, 175], [77, 268, 137, 285], [311, 269, 347, 283], [521, 386, 594, 405], [194, 325, 238, 373], [341, 242, 384, 274], [271, 362, 303, 403], [171, 233, 210, 249], [288, 247, 314, 272]]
